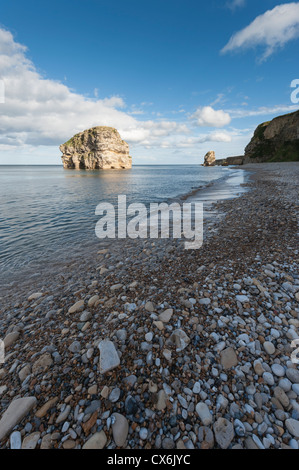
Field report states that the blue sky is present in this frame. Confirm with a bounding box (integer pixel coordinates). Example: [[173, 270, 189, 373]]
[[0, 0, 298, 164]]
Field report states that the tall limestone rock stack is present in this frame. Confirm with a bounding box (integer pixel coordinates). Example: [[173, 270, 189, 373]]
[[60, 126, 132, 169], [244, 110, 299, 162], [203, 151, 216, 166]]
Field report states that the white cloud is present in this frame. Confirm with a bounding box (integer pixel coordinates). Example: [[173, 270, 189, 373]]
[[141, 131, 232, 149], [227, 0, 246, 11], [227, 104, 299, 119], [190, 106, 231, 127], [221, 3, 299, 60], [0, 27, 190, 154], [201, 131, 232, 143]]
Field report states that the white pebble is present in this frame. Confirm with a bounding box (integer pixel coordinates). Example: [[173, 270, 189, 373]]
[[10, 431, 22, 449], [196, 402, 212, 426], [145, 332, 153, 342], [139, 428, 148, 440], [236, 295, 249, 303]]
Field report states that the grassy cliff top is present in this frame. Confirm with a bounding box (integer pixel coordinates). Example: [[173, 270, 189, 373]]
[[245, 109, 299, 162], [62, 126, 120, 147]]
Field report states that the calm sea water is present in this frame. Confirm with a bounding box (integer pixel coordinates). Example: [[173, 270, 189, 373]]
[[0, 165, 243, 281]]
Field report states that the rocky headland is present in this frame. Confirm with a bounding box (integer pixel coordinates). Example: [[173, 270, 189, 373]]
[[244, 110, 299, 163], [215, 109, 299, 166], [60, 126, 132, 170]]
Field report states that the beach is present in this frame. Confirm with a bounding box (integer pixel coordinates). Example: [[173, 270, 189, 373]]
[[0, 162, 299, 449]]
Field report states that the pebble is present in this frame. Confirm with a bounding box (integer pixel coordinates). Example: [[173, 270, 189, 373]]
[[68, 341, 81, 354], [87, 295, 99, 307], [168, 329, 190, 352], [199, 298, 211, 306], [80, 311, 92, 322], [21, 432, 40, 449], [220, 347, 238, 369], [145, 332, 153, 342], [35, 397, 58, 418], [263, 372, 275, 386], [82, 431, 107, 449], [0, 397, 37, 441], [196, 402, 212, 426], [10, 431, 22, 449], [271, 364, 285, 377], [109, 387, 121, 403], [56, 405, 71, 424], [158, 309, 173, 323], [193, 382, 201, 394], [145, 301, 154, 312], [263, 341, 276, 355], [234, 419, 246, 437], [162, 437, 175, 449], [285, 419, 299, 438], [198, 426, 214, 448], [236, 295, 249, 303], [279, 378, 292, 392], [28, 292, 43, 301], [68, 299, 84, 314], [98, 339, 120, 374], [111, 413, 129, 447], [3, 332, 20, 349], [139, 428, 148, 440], [274, 387, 289, 409], [156, 390, 167, 411], [213, 418, 234, 449], [286, 368, 299, 384]]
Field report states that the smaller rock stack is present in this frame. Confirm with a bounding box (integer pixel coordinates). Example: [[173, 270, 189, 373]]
[[203, 151, 216, 166]]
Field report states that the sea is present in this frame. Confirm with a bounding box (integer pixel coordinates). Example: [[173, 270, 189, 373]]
[[0, 165, 248, 288]]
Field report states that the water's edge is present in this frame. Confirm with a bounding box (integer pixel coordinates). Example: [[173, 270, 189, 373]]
[[1, 166, 251, 294]]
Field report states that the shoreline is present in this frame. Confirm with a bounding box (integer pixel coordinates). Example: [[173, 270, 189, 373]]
[[0, 162, 298, 449], [0, 165, 247, 297]]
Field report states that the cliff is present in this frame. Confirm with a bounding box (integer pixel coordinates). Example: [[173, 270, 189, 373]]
[[215, 156, 244, 166], [244, 110, 299, 163], [60, 126, 132, 170]]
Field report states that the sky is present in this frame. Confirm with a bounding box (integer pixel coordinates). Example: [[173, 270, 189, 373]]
[[0, 0, 299, 165]]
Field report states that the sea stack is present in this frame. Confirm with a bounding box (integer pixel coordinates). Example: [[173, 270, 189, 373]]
[[203, 150, 216, 166], [60, 126, 132, 170]]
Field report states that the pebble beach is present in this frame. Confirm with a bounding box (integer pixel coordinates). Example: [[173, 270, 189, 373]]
[[0, 161, 299, 450]]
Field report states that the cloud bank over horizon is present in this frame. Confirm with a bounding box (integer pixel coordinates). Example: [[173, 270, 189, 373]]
[[0, 27, 236, 160]]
